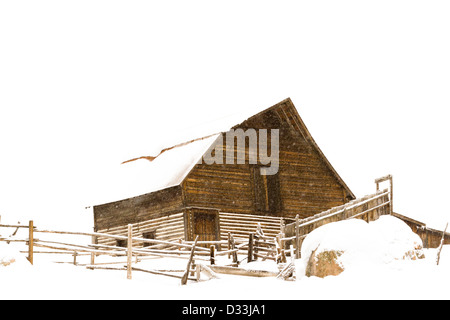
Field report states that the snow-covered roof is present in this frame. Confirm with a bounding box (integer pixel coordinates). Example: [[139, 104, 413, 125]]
[[96, 134, 220, 205]]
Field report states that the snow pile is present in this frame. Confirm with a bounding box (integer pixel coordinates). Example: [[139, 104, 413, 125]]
[[0, 243, 30, 268], [301, 215, 425, 276]]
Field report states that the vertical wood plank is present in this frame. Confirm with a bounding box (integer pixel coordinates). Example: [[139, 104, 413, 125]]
[[90, 235, 96, 266], [227, 232, 231, 259], [389, 175, 394, 215], [73, 251, 78, 265], [127, 224, 132, 280], [182, 235, 198, 285]]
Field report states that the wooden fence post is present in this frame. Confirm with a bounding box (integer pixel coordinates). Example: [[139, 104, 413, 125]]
[[280, 218, 285, 236], [127, 224, 132, 280], [181, 236, 198, 285], [436, 223, 448, 266], [389, 175, 394, 215], [230, 234, 239, 266], [90, 235, 96, 266], [248, 233, 254, 263], [27, 220, 34, 265], [210, 245, 216, 265]]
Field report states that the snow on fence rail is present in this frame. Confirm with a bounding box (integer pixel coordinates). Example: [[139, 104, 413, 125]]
[[284, 188, 391, 255], [0, 219, 297, 282], [0, 221, 217, 283], [218, 212, 291, 244]]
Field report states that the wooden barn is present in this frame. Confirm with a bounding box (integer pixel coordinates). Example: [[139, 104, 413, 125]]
[[93, 98, 358, 248]]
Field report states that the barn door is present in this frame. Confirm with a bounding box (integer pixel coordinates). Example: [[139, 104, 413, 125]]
[[188, 208, 220, 248]]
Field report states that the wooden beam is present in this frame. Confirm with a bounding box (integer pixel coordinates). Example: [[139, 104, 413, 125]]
[[27, 220, 34, 265], [181, 236, 198, 285]]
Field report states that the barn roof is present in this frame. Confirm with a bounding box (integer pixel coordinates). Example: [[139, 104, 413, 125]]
[[100, 98, 355, 203], [97, 133, 220, 203]]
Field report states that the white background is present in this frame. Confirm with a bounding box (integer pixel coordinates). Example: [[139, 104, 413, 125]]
[[1, 1, 449, 231]]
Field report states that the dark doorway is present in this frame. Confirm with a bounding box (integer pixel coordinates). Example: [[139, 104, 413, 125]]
[[142, 230, 156, 247]]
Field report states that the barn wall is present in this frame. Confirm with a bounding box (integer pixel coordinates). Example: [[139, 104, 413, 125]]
[[218, 212, 290, 242], [93, 186, 184, 231], [96, 211, 185, 248], [273, 101, 350, 219], [182, 100, 350, 220], [182, 161, 255, 215]]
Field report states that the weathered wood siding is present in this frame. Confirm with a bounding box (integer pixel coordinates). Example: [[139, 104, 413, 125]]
[[96, 212, 185, 248], [93, 186, 184, 231], [272, 101, 352, 218], [219, 212, 291, 242], [93, 98, 355, 241]]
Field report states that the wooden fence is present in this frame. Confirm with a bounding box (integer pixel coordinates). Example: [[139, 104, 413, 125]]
[[0, 218, 297, 282], [95, 212, 185, 248], [0, 220, 219, 283], [0, 175, 395, 282], [218, 212, 294, 247]]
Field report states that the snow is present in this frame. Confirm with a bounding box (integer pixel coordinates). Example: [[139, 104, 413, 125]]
[[1, 216, 450, 300]]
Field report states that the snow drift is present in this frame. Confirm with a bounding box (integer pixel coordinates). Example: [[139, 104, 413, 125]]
[[0, 242, 30, 268], [301, 215, 425, 278]]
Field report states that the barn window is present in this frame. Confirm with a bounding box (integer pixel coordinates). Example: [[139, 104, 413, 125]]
[[142, 230, 156, 247], [252, 166, 282, 213], [190, 209, 220, 248], [116, 239, 127, 248]]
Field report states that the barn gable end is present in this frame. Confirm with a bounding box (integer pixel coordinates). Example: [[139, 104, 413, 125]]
[[182, 98, 354, 221]]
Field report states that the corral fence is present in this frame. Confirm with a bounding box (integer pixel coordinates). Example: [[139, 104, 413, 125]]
[[0, 175, 394, 282], [0, 220, 214, 283]]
